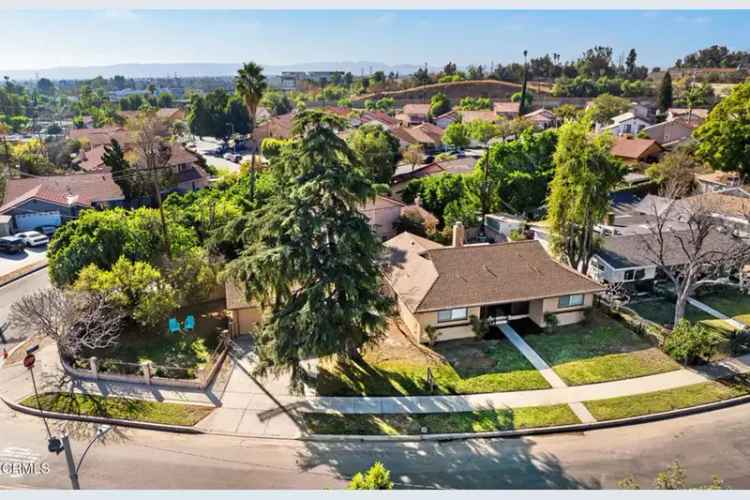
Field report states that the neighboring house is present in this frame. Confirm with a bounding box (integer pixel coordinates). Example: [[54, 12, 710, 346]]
[[667, 107, 710, 123], [389, 124, 444, 152], [589, 229, 748, 290], [391, 157, 478, 196], [610, 136, 664, 164], [384, 225, 604, 343], [602, 112, 651, 136], [398, 104, 431, 125], [483, 213, 526, 243], [359, 196, 405, 239], [641, 117, 698, 149], [252, 112, 295, 142], [458, 110, 498, 124], [0, 173, 125, 232], [493, 101, 520, 119], [435, 110, 460, 128], [359, 111, 400, 130], [523, 108, 557, 130], [69, 126, 132, 149], [695, 171, 742, 193]]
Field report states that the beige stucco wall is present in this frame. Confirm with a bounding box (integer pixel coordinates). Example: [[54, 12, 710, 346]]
[[230, 307, 263, 336], [405, 306, 481, 343], [531, 293, 595, 327]]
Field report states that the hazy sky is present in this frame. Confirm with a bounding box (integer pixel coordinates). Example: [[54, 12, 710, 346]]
[[1, 9, 748, 70]]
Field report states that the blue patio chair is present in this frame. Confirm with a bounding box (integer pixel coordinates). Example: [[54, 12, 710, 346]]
[[184, 315, 196, 332], [168, 317, 181, 334]]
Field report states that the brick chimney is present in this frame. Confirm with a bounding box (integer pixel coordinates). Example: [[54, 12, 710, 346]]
[[452, 222, 465, 248]]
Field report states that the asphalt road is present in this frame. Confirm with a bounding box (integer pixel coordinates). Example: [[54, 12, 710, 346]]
[[0, 269, 51, 351], [2, 270, 750, 490]]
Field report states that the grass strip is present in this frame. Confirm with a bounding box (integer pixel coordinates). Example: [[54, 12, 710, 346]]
[[584, 376, 750, 421], [20, 392, 213, 426], [302, 404, 580, 435]]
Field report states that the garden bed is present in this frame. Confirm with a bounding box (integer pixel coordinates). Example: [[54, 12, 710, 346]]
[[301, 404, 580, 435], [524, 311, 680, 385], [314, 322, 550, 397], [584, 375, 750, 421], [21, 392, 213, 426]]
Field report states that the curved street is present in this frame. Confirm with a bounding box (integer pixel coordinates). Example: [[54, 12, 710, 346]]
[[1, 269, 750, 490]]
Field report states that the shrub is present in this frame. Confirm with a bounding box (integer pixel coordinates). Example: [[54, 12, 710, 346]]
[[730, 329, 750, 356], [663, 320, 721, 365], [424, 325, 439, 347], [348, 462, 393, 490], [543, 313, 559, 330], [469, 315, 489, 339]]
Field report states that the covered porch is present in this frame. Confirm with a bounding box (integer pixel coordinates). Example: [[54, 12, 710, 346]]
[[480, 301, 532, 326]]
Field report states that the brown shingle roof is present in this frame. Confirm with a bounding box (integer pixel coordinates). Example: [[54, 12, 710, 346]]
[[384, 236, 604, 313], [252, 112, 295, 141], [459, 110, 497, 123], [611, 137, 663, 161], [493, 101, 520, 115]]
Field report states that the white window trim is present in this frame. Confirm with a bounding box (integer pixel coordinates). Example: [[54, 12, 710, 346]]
[[558, 294, 584, 309]]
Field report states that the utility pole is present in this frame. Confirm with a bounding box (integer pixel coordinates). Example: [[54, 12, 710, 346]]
[[519, 50, 529, 117], [62, 435, 80, 490]]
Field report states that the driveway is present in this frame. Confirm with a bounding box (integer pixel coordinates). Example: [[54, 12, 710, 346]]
[[0, 247, 47, 281]]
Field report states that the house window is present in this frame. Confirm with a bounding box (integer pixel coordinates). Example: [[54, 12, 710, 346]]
[[624, 270, 635, 281], [635, 269, 646, 280], [558, 294, 584, 308], [437, 308, 468, 323]]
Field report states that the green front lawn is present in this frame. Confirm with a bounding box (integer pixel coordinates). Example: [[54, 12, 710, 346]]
[[629, 299, 736, 335], [584, 376, 750, 421], [524, 312, 680, 385], [697, 289, 750, 326], [315, 337, 550, 397], [21, 392, 213, 426], [302, 404, 580, 435]]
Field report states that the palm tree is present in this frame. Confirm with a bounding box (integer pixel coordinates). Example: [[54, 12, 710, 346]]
[[235, 62, 268, 204]]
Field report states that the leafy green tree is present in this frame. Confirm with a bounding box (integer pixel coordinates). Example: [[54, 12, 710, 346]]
[[402, 173, 473, 225], [586, 93, 631, 124], [457, 96, 493, 111], [547, 118, 624, 273], [553, 104, 581, 122], [442, 122, 470, 150], [225, 110, 392, 389], [348, 462, 394, 490], [663, 320, 722, 365], [658, 72, 673, 112], [48, 207, 197, 287], [260, 90, 293, 116], [157, 92, 174, 108], [102, 139, 145, 202], [477, 128, 557, 216], [36, 78, 55, 96], [429, 92, 451, 117], [465, 120, 500, 144], [74, 257, 178, 328], [695, 81, 750, 176], [347, 123, 400, 183], [403, 143, 424, 171]]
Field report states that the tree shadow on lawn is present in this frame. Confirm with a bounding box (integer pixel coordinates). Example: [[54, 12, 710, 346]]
[[295, 432, 601, 489]]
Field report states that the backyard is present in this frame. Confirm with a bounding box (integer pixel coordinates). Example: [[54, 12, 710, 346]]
[[78, 300, 228, 379], [522, 310, 681, 385], [314, 321, 550, 397]]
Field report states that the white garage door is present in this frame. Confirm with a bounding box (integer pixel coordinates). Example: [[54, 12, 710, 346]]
[[14, 211, 62, 231]]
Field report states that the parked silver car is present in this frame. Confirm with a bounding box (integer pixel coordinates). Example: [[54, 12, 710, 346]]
[[15, 231, 50, 247]]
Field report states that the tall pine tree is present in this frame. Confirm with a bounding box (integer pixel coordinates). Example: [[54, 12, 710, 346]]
[[658, 71, 673, 113], [226, 110, 393, 390]]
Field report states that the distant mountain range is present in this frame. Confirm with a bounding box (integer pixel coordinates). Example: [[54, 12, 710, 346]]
[[0, 62, 431, 80]]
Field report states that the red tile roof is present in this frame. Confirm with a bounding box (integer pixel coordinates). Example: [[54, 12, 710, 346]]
[[252, 112, 295, 141], [360, 111, 399, 128]]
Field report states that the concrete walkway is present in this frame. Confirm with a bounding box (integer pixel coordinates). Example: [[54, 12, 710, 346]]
[[5, 336, 750, 438], [688, 297, 747, 330], [497, 323, 596, 423]]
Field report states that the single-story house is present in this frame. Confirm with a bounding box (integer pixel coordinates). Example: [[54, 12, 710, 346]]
[[458, 110, 498, 124], [435, 110, 460, 128], [398, 104, 431, 125], [0, 173, 125, 232], [119, 107, 185, 123], [667, 107, 710, 123], [523, 108, 557, 130], [389, 124, 444, 152], [359, 111, 400, 130], [69, 126, 133, 149], [493, 101, 521, 119], [641, 117, 698, 149], [359, 195, 439, 239], [483, 213, 526, 243], [384, 225, 604, 343], [589, 229, 749, 290], [695, 171, 742, 194], [252, 112, 295, 142], [610, 136, 664, 164], [391, 157, 477, 195]]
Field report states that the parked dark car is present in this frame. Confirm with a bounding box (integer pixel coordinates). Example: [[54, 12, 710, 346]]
[[0, 236, 26, 254]]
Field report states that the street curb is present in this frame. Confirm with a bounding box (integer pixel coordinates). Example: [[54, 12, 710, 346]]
[[303, 393, 750, 443], [0, 260, 48, 289], [1, 396, 204, 435]]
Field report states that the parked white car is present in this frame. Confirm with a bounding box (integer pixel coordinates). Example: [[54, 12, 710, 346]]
[[15, 231, 50, 247]]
